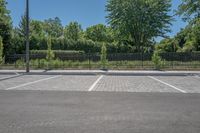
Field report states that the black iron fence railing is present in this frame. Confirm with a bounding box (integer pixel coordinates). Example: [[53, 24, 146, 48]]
[[2, 52, 200, 70]]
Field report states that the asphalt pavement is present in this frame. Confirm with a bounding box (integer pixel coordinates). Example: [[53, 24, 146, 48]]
[[0, 72, 200, 133], [0, 91, 200, 133]]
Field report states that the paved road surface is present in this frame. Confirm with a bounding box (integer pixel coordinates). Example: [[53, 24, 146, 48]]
[[0, 91, 200, 133]]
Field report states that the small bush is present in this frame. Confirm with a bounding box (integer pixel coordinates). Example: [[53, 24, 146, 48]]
[[46, 36, 55, 61], [52, 59, 62, 68], [0, 36, 4, 65], [16, 59, 25, 68], [152, 52, 164, 70], [100, 43, 108, 69]]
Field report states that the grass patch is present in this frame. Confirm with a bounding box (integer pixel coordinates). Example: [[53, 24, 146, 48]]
[[1, 59, 200, 70]]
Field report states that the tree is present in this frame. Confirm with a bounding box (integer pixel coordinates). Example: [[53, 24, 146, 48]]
[[44, 17, 63, 38], [152, 51, 163, 70], [46, 36, 55, 62], [100, 43, 108, 69], [158, 18, 200, 52], [64, 22, 82, 41], [15, 16, 48, 52], [31, 20, 45, 37], [85, 24, 114, 42], [16, 15, 28, 39], [177, 0, 200, 20], [0, 36, 4, 64], [30, 20, 46, 50], [189, 19, 200, 51], [0, 0, 12, 56], [156, 38, 180, 53], [106, 0, 172, 52]]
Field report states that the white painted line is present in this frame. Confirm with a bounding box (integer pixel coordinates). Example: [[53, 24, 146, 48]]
[[15, 72, 20, 75], [88, 75, 104, 91], [148, 76, 187, 93], [0, 74, 22, 81], [194, 75, 200, 79], [6, 75, 61, 90]]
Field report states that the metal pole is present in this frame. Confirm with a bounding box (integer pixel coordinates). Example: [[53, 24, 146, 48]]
[[26, 0, 30, 72]]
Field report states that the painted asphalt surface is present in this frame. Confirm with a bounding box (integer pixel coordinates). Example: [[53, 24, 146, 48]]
[[0, 74, 200, 93], [0, 74, 200, 133]]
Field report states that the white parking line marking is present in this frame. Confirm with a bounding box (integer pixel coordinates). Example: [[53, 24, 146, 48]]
[[6, 75, 61, 90], [88, 75, 104, 91], [148, 76, 187, 93], [0, 74, 22, 81], [194, 75, 200, 79], [15, 72, 20, 75]]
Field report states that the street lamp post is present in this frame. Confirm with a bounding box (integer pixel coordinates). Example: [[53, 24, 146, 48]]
[[25, 0, 30, 72]]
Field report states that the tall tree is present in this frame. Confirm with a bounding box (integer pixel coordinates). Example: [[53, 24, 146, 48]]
[[106, 0, 172, 52], [16, 15, 27, 38], [15, 15, 31, 53], [44, 17, 63, 38], [0, 0, 12, 56], [64, 21, 82, 41], [15, 16, 47, 52]]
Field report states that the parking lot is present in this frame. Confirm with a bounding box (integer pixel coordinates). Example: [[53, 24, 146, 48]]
[[0, 74, 200, 93], [0, 73, 200, 133]]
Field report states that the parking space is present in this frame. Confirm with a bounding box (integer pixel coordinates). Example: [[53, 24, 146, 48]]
[[0, 74, 199, 93], [0, 75, 53, 90], [13, 75, 99, 91], [152, 76, 200, 93], [93, 76, 179, 93], [0, 73, 200, 133]]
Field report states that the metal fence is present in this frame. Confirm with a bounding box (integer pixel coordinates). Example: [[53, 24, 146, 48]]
[[2, 52, 200, 70]]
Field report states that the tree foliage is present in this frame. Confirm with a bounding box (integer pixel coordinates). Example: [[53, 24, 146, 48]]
[[64, 21, 82, 41], [46, 36, 55, 61], [177, 0, 200, 20], [8, 0, 200, 58], [101, 43, 108, 69], [0, 0, 12, 56], [106, 0, 172, 52], [158, 18, 200, 52], [85, 24, 114, 42], [44, 17, 63, 38], [16, 15, 27, 38], [0, 36, 4, 64], [152, 51, 163, 70]]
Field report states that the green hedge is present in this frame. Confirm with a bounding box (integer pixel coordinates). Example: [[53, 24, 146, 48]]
[[30, 50, 85, 55], [12, 36, 134, 54]]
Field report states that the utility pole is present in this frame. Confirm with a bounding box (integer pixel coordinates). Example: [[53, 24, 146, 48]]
[[26, 0, 30, 72]]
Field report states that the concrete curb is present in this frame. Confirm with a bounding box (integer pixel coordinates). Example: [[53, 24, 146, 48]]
[[0, 70, 200, 76]]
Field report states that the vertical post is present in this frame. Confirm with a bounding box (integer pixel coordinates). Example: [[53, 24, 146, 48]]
[[26, 0, 30, 72]]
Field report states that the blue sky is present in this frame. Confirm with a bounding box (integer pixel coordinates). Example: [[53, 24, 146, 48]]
[[7, 0, 187, 38]]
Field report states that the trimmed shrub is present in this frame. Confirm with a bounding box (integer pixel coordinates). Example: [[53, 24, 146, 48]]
[[0, 36, 4, 64], [152, 52, 164, 70], [101, 43, 108, 69], [16, 59, 25, 68], [46, 36, 55, 61]]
